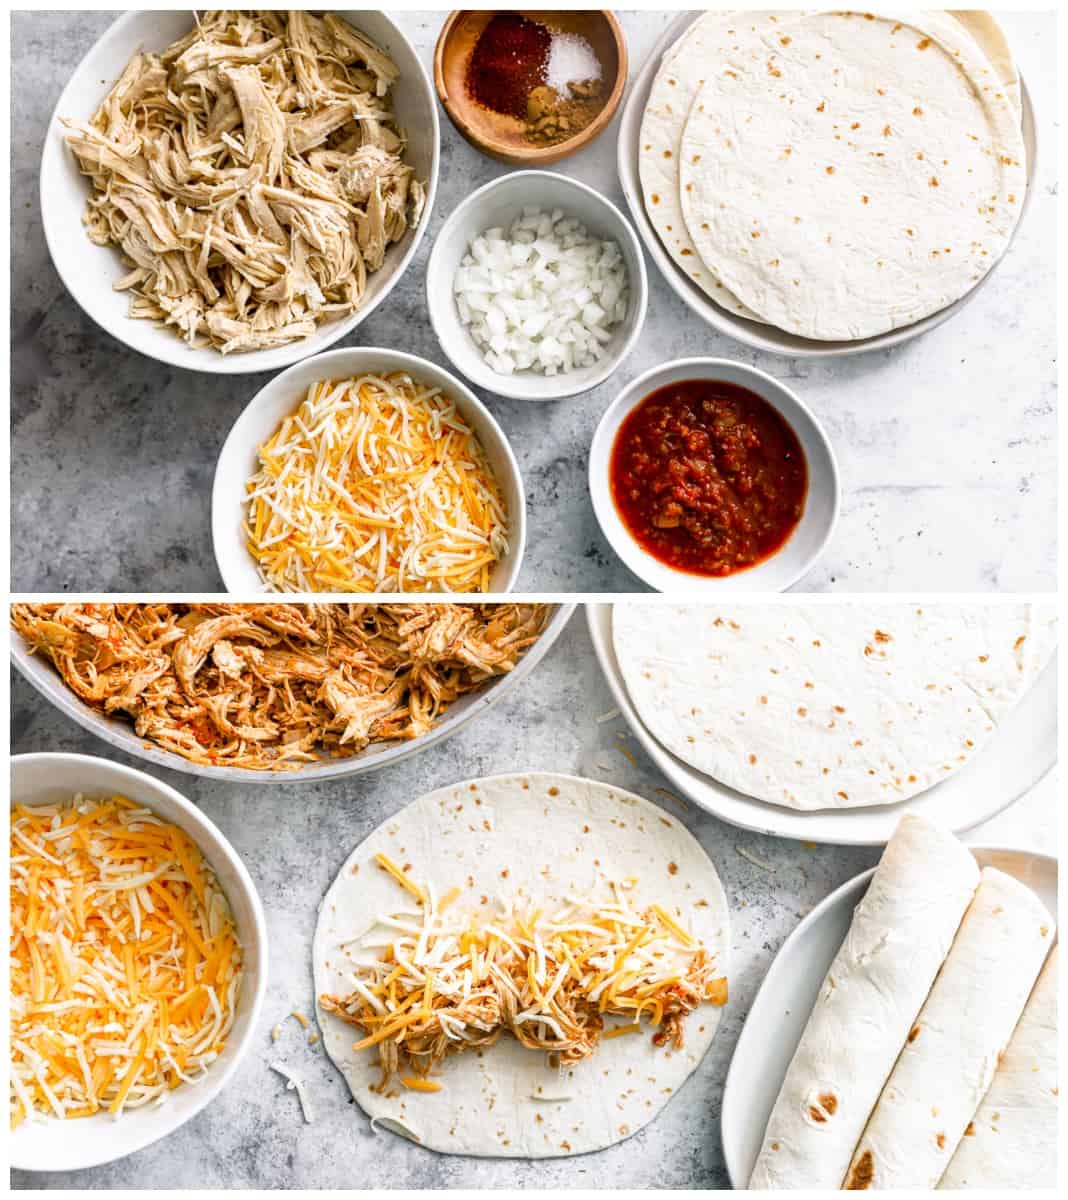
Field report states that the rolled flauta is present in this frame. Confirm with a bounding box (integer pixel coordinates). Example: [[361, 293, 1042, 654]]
[[938, 944, 1058, 1190], [749, 813, 980, 1189], [844, 868, 1055, 1190]]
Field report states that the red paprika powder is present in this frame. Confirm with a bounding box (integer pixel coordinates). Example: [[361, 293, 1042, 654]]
[[466, 13, 551, 120]]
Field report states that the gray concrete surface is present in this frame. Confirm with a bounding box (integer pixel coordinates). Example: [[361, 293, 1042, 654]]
[[9, 605, 1055, 1189], [9, 10, 1059, 593]]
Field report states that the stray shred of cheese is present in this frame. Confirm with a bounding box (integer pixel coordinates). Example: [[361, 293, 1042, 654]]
[[243, 374, 510, 594], [9, 795, 242, 1128]]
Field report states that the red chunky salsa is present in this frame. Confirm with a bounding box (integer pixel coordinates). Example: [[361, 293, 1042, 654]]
[[609, 379, 807, 576]]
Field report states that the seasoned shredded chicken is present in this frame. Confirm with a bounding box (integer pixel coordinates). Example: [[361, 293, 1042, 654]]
[[12, 603, 549, 770], [62, 11, 427, 353]]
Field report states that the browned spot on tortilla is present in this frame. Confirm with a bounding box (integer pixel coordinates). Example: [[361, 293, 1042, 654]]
[[797, 706, 807, 717], [964, 1121, 975, 1136], [846, 1150, 875, 1189], [874, 630, 892, 643], [826, 165, 835, 175], [668, 861, 678, 875], [908, 1025, 921, 1043], [936, 1132, 946, 1149], [837, 791, 849, 801], [1014, 635, 1027, 650], [817, 101, 826, 113], [808, 1105, 828, 1123], [834, 705, 846, 713], [664, 149, 672, 159], [650, 193, 660, 205], [917, 37, 931, 50], [819, 1092, 838, 1115], [680, 248, 692, 256], [861, 195, 869, 204], [748, 753, 758, 764], [930, 176, 940, 187]]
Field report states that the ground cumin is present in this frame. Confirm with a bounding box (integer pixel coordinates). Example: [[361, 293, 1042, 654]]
[[525, 78, 606, 147]]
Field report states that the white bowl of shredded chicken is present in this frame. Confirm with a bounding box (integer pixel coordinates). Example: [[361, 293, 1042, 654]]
[[9, 753, 267, 1170], [40, 10, 438, 374], [212, 348, 526, 594]]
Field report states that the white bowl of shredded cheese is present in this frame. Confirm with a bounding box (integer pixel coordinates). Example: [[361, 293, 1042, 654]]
[[426, 170, 648, 400], [9, 753, 267, 1171], [212, 347, 526, 593]]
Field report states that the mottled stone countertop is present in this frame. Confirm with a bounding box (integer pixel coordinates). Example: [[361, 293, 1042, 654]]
[[10, 11, 1058, 593], [10, 607, 1056, 1189]]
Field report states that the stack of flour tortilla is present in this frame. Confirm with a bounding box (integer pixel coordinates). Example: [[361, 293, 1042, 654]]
[[612, 603, 1056, 812], [749, 813, 1057, 1189], [638, 10, 1028, 340]]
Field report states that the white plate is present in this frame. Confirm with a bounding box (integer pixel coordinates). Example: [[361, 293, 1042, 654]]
[[40, 10, 439, 375], [616, 13, 1038, 359], [586, 604, 1057, 846], [720, 846, 1058, 1188], [11, 605, 575, 785], [10, 753, 268, 1171]]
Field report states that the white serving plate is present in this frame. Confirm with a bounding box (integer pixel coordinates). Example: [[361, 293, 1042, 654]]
[[40, 10, 439, 375], [11, 605, 575, 785], [586, 604, 1057, 846], [617, 13, 1038, 359], [720, 846, 1058, 1188], [10, 753, 268, 1171], [212, 346, 526, 593]]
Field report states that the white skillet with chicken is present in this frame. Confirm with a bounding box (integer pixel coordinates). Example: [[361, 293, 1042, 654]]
[[10, 603, 548, 771]]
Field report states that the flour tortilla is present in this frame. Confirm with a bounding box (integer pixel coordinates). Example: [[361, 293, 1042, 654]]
[[951, 11, 1022, 122], [749, 812, 980, 1190], [844, 867, 1054, 1189], [938, 943, 1058, 1189], [678, 8, 1027, 340], [313, 772, 729, 1157], [612, 603, 1056, 811], [639, 12, 768, 322]]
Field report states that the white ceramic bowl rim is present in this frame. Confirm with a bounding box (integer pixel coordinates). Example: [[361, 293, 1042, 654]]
[[39, 10, 440, 376], [210, 344, 527, 595], [589, 356, 840, 592], [11, 605, 575, 784], [9, 751, 268, 1171], [425, 167, 649, 401]]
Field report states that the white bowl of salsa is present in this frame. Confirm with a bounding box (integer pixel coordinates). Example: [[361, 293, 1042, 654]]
[[589, 358, 839, 592]]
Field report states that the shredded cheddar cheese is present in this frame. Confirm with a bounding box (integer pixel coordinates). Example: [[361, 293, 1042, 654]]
[[9, 795, 243, 1128], [320, 860, 727, 1092], [243, 374, 509, 593]]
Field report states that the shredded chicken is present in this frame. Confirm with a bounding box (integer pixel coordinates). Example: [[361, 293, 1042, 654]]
[[11, 603, 549, 770], [62, 11, 427, 353], [320, 857, 728, 1092]]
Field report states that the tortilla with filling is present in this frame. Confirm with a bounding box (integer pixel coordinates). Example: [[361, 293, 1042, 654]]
[[612, 603, 1056, 811], [844, 867, 1055, 1190], [313, 772, 729, 1157], [749, 812, 980, 1189], [678, 8, 1027, 340], [938, 944, 1058, 1189]]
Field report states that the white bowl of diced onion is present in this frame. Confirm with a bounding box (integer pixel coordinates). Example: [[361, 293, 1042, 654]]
[[9, 753, 267, 1172], [426, 169, 648, 400]]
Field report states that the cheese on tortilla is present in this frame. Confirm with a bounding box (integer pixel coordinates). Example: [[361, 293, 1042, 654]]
[[749, 812, 979, 1189], [678, 8, 1027, 340], [938, 943, 1058, 1189], [313, 772, 729, 1157], [612, 602, 1056, 811], [844, 867, 1055, 1190]]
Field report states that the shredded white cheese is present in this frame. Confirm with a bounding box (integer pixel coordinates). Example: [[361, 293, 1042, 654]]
[[244, 373, 509, 593]]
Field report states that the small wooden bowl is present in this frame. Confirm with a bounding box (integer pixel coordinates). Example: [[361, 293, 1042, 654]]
[[434, 10, 627, 166]]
